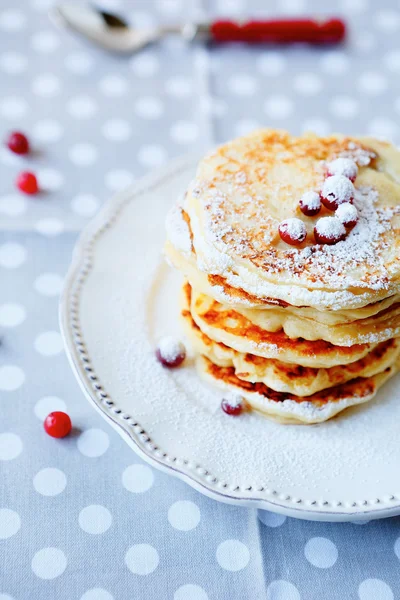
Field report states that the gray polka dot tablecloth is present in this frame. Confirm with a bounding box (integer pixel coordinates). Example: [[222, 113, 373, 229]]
[[1, 0, 400, 598]]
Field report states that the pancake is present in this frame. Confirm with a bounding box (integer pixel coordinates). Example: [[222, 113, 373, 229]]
[[198, 355, 399, 424], [167, 129, 400, 311], [181, 284, 400, 397], [188, 283, 377, 368]]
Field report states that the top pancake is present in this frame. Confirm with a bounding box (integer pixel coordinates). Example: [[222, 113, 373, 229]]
[[169, 129, 400, 311]]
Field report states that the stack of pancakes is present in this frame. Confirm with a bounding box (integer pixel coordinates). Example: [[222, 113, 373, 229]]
[[164, 129, 400, 424]]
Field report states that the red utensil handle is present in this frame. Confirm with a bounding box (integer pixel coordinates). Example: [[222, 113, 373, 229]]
[[210, 18, 346, 45]]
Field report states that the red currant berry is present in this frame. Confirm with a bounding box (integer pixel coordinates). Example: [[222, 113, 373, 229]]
[[16, 171, 39, 195], [278, 218, 307, 246], [156, 336, 186, 368], [299, 191, 321, 217], [6, 131, 30, 155], [221, 397, 243, 416], [314, 217, 346, 245], [44, 412, 72, 438], [327, 157, 358, 182], [321, 175, 354, 211], [335, 203, 358, 229]]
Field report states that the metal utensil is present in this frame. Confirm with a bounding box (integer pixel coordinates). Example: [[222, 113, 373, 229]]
[[50, 3, 346, 54]]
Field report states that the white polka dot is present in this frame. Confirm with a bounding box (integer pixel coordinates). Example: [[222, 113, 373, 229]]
[[264, 96, 293, 119], [293, 72, 322, 95], [257, 52, 286, 76], [77, 429, 110, 458], [32, 74, 61, 97], [0, 433, 23, 460], [36, 168, 64, 191], [367, 118, 398, 141], [165, 76, 192, 97], [279, 0, 306, 13], [174, 584, 208, 600], [67, 96, 97, 119], [0, 303, 26, 327], [0, 365, 25, 391], [33, 468, 67, 496], [0, 509, 21, 539], [304, 537, 338, 568], [137, 145, 167, 168], [80, 589, 114, 600], [69, 143, 98, 166], [384, 50, 400, 73], [130, 52, 159, 77], [99, 74, 128, 96], [32, 0, 54, 9], [330, 96, 359, 119], [302, 118, 331, 136], [215, 0, 244, 14], [0, 195, 27, 217], [267, 580, 300, 600], [227, 74, 257, 96], [168, 501, 200, 531], [258, 511, 287, 528], [35, 218, 65, 237], [105, 169, 134, 192], [0, 594, 16, 600], [32, 119, 64, 143], [358, 72, 388, 95], [65, 52, 94, 74], [358, 579, 393, 600], [0, 52, 27, 74], [199, 97, 227, 116], [102, 119, 132, 142], [31, 31, 60, 52], [234, 119, 260, 138], [31, 547, 67, 580], [340, 0, 367, 12], [125, 544, 159, 575], [157, 0, 183, 13], [320, 51, 349, 74], [122, 464, 154, 493], [79, 505, 112, 534], [34, 273, 63, 296], [0, 243, 26, 269], [375, 10, 400, 33], [216, 540, 250, 571], [34, 331, 64, 356], [170, 121, 198, 144], [71, 194, 99, 217], [0, 96, 27, 119], [0, 9, 26, 31], [34, 395, 67, 419], [134, 96, 164, 119]]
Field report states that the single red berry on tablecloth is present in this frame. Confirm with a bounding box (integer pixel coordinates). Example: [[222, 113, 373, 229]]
[[327, 157, 358, 182], [321, 175, 354, 211], [221, 396, 244, 416], [156, 336, 186, 368], [299, 191, 321, 217], [44, 411, 72, 438], [16, 171, 39, 195], [314, 216, 347, 245], [278, 218, 307, 246], [335, 203, 358, 229], [6, 131, 30, 155]]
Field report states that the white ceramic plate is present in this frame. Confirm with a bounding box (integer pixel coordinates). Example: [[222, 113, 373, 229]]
[[60, 156, 400, 522]]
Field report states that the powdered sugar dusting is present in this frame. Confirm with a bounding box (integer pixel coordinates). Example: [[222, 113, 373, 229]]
[[279, 218, 307, 242], [300, 191, 321, 211], [322, 175, 354, 206], [157, 336, 186, 362], [340, 142, 376, 167], [336, 203, 358, 226], [315, 216, 346, 240], [327, 157, 358, 180]]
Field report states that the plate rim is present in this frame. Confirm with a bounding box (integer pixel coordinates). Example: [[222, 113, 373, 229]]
[[59, 155, 400, 522]]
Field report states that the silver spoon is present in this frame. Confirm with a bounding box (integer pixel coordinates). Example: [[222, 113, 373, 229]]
[[50, 3, 346, 54]]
